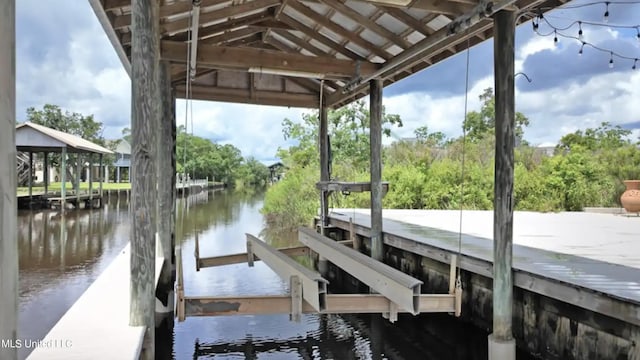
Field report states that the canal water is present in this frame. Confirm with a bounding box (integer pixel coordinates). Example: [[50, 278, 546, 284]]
[[18, 189, 529, 360]]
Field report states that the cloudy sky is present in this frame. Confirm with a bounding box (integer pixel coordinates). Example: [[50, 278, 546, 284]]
[[15, 1, 640, 163]]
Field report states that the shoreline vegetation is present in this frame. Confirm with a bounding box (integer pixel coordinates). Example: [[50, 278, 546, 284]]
[[261, 91, 640, 232]]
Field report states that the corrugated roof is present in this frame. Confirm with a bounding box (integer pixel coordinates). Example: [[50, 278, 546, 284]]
[[16, 122, 114, 155]]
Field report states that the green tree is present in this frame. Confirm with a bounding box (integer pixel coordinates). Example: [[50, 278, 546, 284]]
[[278, 100, 402, 170], [27, 104, 106, 146], [462, 88, 530, 142]]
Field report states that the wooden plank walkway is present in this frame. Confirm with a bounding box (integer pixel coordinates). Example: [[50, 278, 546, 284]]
[[328, 209, 640, 326], [27, 243, 164, 360]]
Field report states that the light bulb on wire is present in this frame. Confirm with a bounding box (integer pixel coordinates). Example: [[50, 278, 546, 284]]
[[578, 22, 583, 41], [603, 2, 610, 23], [578, 42, 585, 56], [609, 52, 614, 68], [633, 59, 638, 70], [554, 30, 558, 46], [637, 27, 640, 42]]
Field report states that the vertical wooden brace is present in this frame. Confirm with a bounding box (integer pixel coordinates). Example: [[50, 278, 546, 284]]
[[0, 1, 18, 358], [490, 9, 516, 358], [130, 0, 160, 357], [369, 79, 383, 262]]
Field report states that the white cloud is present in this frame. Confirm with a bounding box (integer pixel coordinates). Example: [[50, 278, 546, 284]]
[[14, 1, 640, 164]]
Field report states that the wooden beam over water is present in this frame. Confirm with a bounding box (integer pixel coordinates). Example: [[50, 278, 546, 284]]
[[130, 0, 159, 358], [184, 294, 455, 317], [0, 1, 18, 358]]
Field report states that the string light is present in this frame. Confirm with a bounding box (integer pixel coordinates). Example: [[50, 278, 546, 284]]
[[532, 15, 640, 71], [578, 21, 584, 41], [603, 2, 610, 23], [609, 52, 614, 68]]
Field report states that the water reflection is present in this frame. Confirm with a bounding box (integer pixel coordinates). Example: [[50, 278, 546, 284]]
[[17, 195, 131, 360]]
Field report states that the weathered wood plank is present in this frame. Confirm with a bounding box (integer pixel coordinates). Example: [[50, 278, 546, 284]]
[[157, 60, 173, 307], [369, 79, 383, 262], [491, 9, 517, 356], [0, 1, 17, 359], [161, 41, 379, 79], [176, 84, 319, 108], [130, 0, 159, 358]]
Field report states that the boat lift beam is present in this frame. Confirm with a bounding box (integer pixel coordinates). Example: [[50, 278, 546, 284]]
[[246, 234, 328, 313], [298, 227, 423, 315]]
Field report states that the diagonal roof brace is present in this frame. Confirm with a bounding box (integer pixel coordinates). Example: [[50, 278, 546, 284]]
[[189, 0, 202, 80]]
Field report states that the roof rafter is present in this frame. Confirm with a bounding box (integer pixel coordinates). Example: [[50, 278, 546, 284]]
[[162, 0, 282, 35], [278, 13, 365, 61], [177, 84, 318, 108], [287, 1, 391, 61], [320, 0, 412, 49], [161, 41, 379, 79]]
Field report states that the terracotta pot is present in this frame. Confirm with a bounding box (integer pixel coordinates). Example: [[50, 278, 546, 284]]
[[620, 180, 640, 213]]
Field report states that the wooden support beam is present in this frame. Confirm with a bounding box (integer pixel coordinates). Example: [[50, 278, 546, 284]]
[[0, 1, 17, 358], [130, 0, 159, 357], [360, 0, 469, 15], [162, 0, 281, 35], [319, 0, 412, 49], [184, 294, 455, 317], [278, 13, 365, 61], [157, 60, 173, 307], [490, 9, 516, 360], [224, 33, 263, 47], [162, 41, 378, 79], [369, 79, 383, 262], [288, 1, 390, 60], [177, 84, 319, 108], [382, 7, 436, 37], [315, 180, 390, 195], [200, 27, 264, 46], [103, 0, 130, 11], [159, 0, 227, 18]]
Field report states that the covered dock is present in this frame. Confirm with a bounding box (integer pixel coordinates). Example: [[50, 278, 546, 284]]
[[1, 0, 580, 359], [15, 122, 114, 210]]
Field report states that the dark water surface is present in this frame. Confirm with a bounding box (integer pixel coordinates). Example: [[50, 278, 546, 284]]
[[18, 190, 529, 360]]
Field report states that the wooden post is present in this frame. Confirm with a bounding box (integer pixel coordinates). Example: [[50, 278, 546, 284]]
[[171, 93, 177, 269], [61, 147, 67, 209], [75, 153, 81, 198], [89, 154, 93, 202], [131, 0, 159, 357], [489, 9, 516, 360], [44, 152, 49, 194], [318, 102, 329, 275], [157, 60, 173, 307], [99, 154, 104, 203], [28, 151, 33, 201], [0, 1, 18, 358], [369, 79, 383, 262]]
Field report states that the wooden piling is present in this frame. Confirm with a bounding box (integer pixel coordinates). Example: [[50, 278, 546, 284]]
[[490, 9, 516, 360], [76, 153, 82, 199], [99, 154, 103, 200], [0, 1, 17, 358], [369, 79, 383, 262], [157, 60, 173, 304], [130, 0, 160, 357], [28, 151, 33, 201], [44, 152, 49, 194], [61, 147, 67, 209], [171, 93, 177, 269], [318, 102, 329, 275]]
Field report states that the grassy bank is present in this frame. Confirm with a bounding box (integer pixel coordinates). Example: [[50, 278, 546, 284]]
[[17, 182, 131, 195]]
